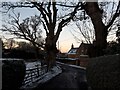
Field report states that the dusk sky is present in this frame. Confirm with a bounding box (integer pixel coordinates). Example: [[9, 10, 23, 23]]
[[1, 6, 82, 53], [0, 0, 118, 52]]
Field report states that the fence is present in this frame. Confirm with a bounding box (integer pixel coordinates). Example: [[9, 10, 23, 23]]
[[22, 64, 47, 86]]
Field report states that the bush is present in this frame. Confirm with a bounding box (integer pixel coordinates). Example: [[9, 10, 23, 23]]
[[104, 41, 120, 55], [86, 54, 120, 90], [2, 59, 26, 90]]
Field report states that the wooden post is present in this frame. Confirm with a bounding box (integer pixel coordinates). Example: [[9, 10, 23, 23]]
[[30, 70, 33, 83], [36, 64, 39, 77]]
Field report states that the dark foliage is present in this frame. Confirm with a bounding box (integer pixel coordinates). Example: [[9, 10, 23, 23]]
[[2, 49, 45, 59], [2, 60, 26, 90], [86, 55, 120, 89], [104, 41, 120, 55]]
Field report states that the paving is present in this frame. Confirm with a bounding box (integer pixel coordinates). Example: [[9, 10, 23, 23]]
[[32, 62, 89, 90]]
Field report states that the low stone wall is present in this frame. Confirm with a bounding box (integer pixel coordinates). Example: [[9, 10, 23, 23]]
[[86, 54, 120, 89]]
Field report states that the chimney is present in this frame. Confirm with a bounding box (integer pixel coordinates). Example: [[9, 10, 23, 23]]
[[71, 43, 74, 49]]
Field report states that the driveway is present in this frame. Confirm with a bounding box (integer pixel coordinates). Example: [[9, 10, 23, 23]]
[[33, 62, 89, 90]]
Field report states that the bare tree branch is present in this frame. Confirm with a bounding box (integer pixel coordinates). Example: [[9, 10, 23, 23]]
[[1, 12, 44, 49], [106, 1, 120, 29], [54, 2, 81, 42]]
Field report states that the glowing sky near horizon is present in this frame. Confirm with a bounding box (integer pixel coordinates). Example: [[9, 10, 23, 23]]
[[0, 7, 81, 53], [0, 1, 118, 53]]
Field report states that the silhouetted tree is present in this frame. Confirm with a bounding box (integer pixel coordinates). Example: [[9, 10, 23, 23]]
[[105, 41, 120, 55], [1, 1, 119, 69], [1, 1, 81, 70], [71, 1, 120, 56], [82, 1, 120, 56], [116, 24, 120, 43], [1, 13, 44, 58]]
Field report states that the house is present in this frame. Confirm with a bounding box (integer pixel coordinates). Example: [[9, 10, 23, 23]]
[[77, 42, 95, 57], [68, 42, 93, 58], [68, 44, 79, 58], [67, 42, 95, 67]]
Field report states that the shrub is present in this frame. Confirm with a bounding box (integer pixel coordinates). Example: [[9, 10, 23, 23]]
[[2, 59, 26, 90], [86, 54, 120, 90]]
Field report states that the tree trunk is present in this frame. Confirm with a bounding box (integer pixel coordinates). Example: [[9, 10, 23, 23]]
[[32, 43, 40, 59], [84, 2, 108, 56], [35, 47, 40, 59], [45, 35, 57, 71]]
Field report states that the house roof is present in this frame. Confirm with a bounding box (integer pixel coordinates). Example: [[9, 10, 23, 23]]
[[68, 42, 93, 54], [68, 48, 78, 54], [79, 43, 93, 48]]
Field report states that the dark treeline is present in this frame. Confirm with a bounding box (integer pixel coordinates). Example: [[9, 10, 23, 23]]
[[2, 49, 45, 60]]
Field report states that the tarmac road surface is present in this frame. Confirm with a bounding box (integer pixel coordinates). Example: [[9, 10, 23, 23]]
[[33, 62, 89, 90]]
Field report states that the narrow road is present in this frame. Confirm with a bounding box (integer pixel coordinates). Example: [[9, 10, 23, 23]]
[[33, 62, 88, 90]]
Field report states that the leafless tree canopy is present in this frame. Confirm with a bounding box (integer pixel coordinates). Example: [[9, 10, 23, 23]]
[[1, 11, 44, 49], [71, 1, 120, 44], [0, 1, 120, 67], [1, 1, 82, 69]]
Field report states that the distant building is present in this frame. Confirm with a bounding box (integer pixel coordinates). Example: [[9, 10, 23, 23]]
[[68, 42, 95, 58], [67, 42, 95, 67], [68, 47, 78, 58]]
